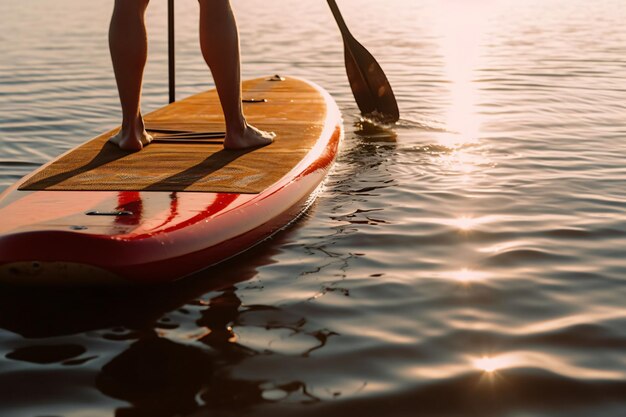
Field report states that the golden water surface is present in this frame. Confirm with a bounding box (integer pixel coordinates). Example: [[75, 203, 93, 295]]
[[0, 0, 625, 416]]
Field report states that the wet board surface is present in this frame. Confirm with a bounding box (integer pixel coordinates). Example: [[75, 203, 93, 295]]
[[20, 77, 326, 194], [0, 76, 342, 283]]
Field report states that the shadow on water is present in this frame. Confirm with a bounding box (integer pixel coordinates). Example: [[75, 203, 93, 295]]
[[0, 215, 315, 417], [94, 288, 266, 417]]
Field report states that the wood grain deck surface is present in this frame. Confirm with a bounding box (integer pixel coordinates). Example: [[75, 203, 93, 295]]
[[20, 77, 327, 194]]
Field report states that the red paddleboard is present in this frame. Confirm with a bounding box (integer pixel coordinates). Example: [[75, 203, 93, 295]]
[[0, 76, 342, 284]]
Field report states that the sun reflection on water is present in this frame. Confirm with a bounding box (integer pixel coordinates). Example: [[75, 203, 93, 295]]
[[448, 214, 500, 232], [434, 268, 490, 284], [473, 355, 515, 373], [432, 1, 490, 147], [452, 216, 483, 231], [452, 268, 488, 283], [472, 352, 626, 380]]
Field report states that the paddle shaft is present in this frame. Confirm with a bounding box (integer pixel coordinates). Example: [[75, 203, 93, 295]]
[[168, 0, 175, 103], [327, 0, 352, 40]]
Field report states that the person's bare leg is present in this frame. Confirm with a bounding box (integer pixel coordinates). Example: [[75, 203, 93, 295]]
[[108, 0, 153, 152], [198, 0, 274, 150]]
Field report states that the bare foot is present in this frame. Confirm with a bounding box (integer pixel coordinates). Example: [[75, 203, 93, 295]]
[[109, 126, 153, 152], [224, 124, 275, 150]]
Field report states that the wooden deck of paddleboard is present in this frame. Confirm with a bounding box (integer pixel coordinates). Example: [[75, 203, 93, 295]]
[[20, 77, 327, 194], [0, 76, 342, 284]]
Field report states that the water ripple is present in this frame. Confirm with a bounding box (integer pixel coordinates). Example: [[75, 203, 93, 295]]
[[1, 0, 626, 416]]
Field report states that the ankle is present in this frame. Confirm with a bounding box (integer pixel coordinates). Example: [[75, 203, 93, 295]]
[[121, 115, 146, 133], [225, 116, 247, 136]]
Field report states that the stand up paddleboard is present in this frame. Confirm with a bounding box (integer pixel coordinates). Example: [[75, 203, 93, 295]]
[[0, 76, 342, 284]]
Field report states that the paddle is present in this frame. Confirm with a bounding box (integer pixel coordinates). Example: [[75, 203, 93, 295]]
[[168, 0, 175, 103], [326, 0, 399, 123]]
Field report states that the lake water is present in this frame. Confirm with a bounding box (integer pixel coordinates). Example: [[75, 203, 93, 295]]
[[1, 0, 626, 416]]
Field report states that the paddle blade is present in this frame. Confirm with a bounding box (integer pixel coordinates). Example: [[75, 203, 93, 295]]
[[343, 37, 400, 123]]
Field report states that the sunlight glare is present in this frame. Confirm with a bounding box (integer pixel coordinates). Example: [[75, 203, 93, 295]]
[[451, 215, 487, 231], [439, 148, 491, 176], [435, 268, 490, 284], [471, 352, 626, 380], [436, 214, 513, 232], [473, 355, 516, 373], [433, 1, 492, 147], [453, 268, 487, 283]]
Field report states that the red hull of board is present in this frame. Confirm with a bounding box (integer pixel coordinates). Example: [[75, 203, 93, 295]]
[[0, 78, 342, 284]]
